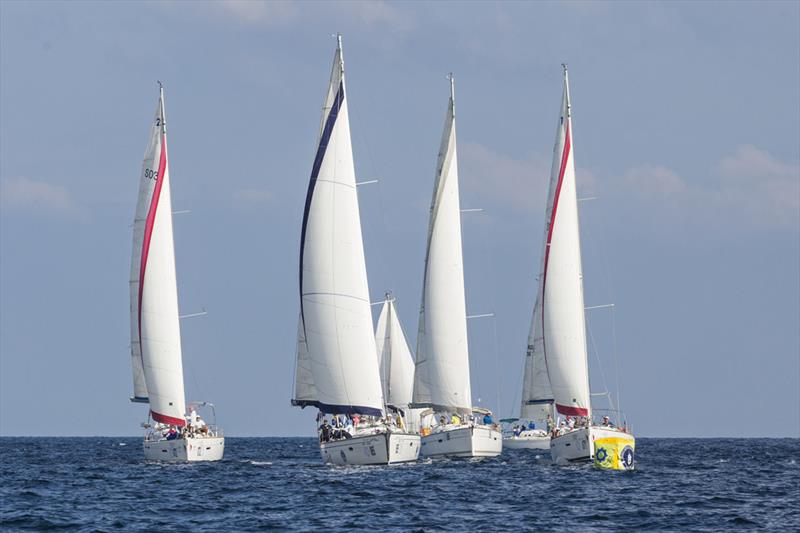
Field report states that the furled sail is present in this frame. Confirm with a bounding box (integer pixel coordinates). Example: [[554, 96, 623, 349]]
[[375, 296, 415, 412], [297, 37, 384, 417], [129, 86, 186, 425], [540, 66, 591, 417], [412, 75, 472, 415]]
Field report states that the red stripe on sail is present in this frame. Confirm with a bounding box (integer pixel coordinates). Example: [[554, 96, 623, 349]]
[[151, 410, 186, 426], [556, 403, 589, 417], [543, 121, 571, 280], [137, 133, 168, 349]]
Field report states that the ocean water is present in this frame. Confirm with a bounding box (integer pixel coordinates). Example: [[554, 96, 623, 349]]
[[1, 437, 797, 531]]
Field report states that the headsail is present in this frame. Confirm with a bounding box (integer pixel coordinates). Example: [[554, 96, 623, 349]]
[[520, 291, 555, 422], [129, 86, 186, 425], [540, 66, 591, 417], [375, 296, 415, 412], [291, 314, 317, 407], [412, 75, 472, 415], [297, 36, 384, 417]]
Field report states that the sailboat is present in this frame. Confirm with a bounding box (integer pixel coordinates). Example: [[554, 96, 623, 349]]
[[291, 36, 420, 466], [129, 84, 224, 462], [541, 66, 635, 470], [503, 294, 553, 450], [410, 75, 503, 458], [375, 294, 422, 432]]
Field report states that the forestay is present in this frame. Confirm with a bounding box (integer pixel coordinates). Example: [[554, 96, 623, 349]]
[[540, 67, 591, 418], [412, 75, 472, 415], [375, 297, 415, 412], [129, 87, 187, 425], [297, 38, 384, 417]]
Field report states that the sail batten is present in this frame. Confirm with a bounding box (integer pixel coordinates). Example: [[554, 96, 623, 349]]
[[540, 67, 592, 418], [295, 39, 385, 417], [412, 76, 472, 415], [129, 88, 186, 425]]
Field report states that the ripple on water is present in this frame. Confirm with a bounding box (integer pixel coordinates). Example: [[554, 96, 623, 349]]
[[0, 437, 799, 531]]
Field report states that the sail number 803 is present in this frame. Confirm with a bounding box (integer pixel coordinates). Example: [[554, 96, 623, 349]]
[[144, 168, 159, 181]]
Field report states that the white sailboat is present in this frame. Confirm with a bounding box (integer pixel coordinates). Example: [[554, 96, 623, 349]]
[[129, 84, 224, 462], [411, 75, 502, 459], [375, 294, 423, 432], [503, 294, 553, 450], [292, 36, 420, 466], [541, 66, 635, 470]]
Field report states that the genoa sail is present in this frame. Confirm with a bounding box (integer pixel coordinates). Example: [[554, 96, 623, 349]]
[[291, 314, 317, 407], [540, 67, 591, 418], [297, 37, 385, 417], [412, 75, 472, 415], [520, 291, 555, 423], [129, 87, 186, 425], [375, 296, 415, 412]]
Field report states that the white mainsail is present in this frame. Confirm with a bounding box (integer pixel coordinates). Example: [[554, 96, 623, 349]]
[[129, 86, 187, 425], [540, 66, 591, 417], [412, 75, 472, 415], [375, 296, 415, 412], [296, 37, 384, 416]]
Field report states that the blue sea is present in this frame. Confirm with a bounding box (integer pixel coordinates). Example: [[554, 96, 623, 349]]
[[1, 437, 797, 531]]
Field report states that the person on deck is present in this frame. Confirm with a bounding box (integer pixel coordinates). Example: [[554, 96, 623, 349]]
[[528, 420, 536, 430], [483, 413, 493, 425], [450, 413, 461, 425]]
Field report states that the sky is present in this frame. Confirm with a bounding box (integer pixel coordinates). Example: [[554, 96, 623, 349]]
[[1, 0, 798, 438]]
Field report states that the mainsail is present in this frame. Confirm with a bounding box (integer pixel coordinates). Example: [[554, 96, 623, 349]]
[[129, 86, 187, 425], [540, 66, 591, 417], [412, 75, 472, 415], [375, 296, 415, 412], [295, 36, 384, 417]]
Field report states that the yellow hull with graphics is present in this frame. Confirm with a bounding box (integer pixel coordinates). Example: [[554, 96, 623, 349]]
[[593, 434, 635, 471]]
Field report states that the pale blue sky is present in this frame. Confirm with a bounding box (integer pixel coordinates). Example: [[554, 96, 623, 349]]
[[1, 1, 798, 437]]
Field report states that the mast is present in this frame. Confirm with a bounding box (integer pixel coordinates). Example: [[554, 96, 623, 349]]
[[540, 65, 592, 419], [411, 74, 472, 415], [130, 84, 187, 425], [295, 35, 385, 417]]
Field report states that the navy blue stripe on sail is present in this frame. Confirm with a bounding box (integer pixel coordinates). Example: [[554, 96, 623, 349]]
[[525, 399, 555, 405], [316, 401, 382, 417], [293, 398, 381, 417], [298, 80, 345, 328]]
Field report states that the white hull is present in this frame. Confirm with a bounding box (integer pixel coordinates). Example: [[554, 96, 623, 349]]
[[503, 433, 550, 450], [420, 425, 502, 458], [550, 426, 635, 470], [143, 436, 225, 462], [320, 432, 420, 465]]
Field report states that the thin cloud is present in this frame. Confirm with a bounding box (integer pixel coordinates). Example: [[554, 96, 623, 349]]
[[0, 177, 86, 220], [167, 0, 413, 31], [459, 141, 597, 216], [619, 145, 799, 231]]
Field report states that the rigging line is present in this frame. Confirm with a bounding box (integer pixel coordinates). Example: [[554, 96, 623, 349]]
[[585, 314, 615, 413], [348, 67, 392, 307], [582, 191, 623, 416], [611, 305, 622, 414]]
